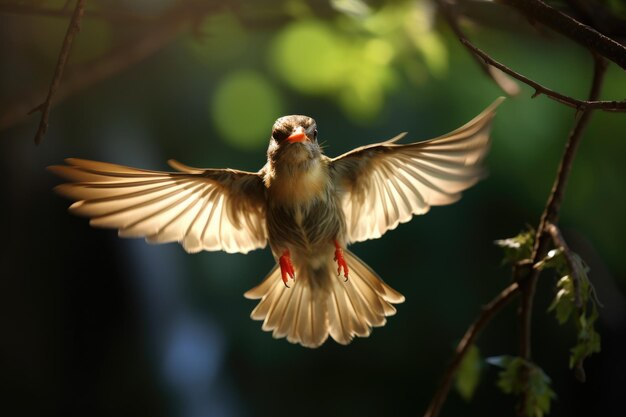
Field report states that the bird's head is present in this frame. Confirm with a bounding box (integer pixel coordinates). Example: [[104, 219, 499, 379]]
[[267, 115, 321, 168]]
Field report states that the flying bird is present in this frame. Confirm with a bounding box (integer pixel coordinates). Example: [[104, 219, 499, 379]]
[[50, 98, 503, 348]]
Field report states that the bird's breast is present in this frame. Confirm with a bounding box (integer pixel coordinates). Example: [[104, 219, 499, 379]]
[[267, 157, 329, 206], [265, 158, 346, 256]]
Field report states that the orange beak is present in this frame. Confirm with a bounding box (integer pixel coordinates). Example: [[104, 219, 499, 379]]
[[286, 127, 307, 143]]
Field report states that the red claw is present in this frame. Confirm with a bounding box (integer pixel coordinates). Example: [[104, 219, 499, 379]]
[[334, 240, 349, 281], [279, 249, 296, 288]]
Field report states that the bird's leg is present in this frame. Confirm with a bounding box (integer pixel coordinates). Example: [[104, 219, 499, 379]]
[[333, 240, 349, 282], [279, 249, 295, 288]]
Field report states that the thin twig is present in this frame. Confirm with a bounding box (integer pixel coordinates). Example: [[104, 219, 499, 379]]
[[0, 3, 204, 132], [517, 52, 606, 416], [460, 39, 625, 111], [436, 0, 520, 96], [423, 282, 521, 417], [30, 0, 85, 145], [499, 0, 626, 70], [544, 222, 583, 309]]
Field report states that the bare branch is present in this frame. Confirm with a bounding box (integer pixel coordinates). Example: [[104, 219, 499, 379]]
[[499, 0, 626, 70], [460, 38, 625, 111], [30, 0, 85, 145], [436, 0, 521, 96], [423, 282, 520, 417]]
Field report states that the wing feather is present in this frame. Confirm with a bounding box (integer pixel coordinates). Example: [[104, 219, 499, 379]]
[[331, 98, 503, 243], [50, 158, 268, 254]]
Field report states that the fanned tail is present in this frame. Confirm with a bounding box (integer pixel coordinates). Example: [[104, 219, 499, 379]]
[[244, 249, 404, 348]]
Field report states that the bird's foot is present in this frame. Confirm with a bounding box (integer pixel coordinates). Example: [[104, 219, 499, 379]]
[[333, 240, 349, 282], [279, 249, 295, 288]]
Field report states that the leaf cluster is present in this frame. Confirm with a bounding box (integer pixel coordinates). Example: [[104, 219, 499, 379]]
[[539, 249, 601, 381], [494, 229, 535, 264], [487, 356, 556, 417]]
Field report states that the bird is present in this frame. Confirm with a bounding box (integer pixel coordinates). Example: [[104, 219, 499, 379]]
[[49, 97, 504, 348]]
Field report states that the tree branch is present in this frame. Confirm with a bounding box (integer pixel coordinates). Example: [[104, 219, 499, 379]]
[[423, 282, 521, 417], [436, 0, 520, 96], [499, 0, 626, 70], [30, 0, 85, 145], [460, 38, 625, 111], [517, 52, 606, 415]]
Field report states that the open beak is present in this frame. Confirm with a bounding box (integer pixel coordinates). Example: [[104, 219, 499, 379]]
[[286, 126, 307, 143]]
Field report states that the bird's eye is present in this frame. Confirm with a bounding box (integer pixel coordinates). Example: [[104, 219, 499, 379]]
[[313, 129, 318, 140], [273, 129, 288, 142]]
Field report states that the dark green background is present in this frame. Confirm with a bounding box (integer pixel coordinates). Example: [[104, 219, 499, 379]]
[[1, 1, 625, 416]]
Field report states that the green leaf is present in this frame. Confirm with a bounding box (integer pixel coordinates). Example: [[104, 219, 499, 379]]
[[494, 229, 535, 264], [547, 275, 574, 324], [487, 355, 524, 394], [570, 306, 601, 373], [543, 245, 601, 376], [536, 248, 567, 275], [488, 356, 555, 417], [455, 344, 482, 401], [526, 364, 556, 417]]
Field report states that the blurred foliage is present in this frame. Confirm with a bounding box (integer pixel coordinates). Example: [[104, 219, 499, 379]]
[[271, 0, 447, 121], [455, 343, 482, 401], [210, 70, 284, 149], [186, 0, 448, 140], [488, 356, 556, 417]]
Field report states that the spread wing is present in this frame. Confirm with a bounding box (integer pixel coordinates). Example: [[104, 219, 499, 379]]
[[49, 158, 268, 254], [330, 97, 503, 243]]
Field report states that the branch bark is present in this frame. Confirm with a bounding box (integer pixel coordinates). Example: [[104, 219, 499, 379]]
[[30, 0, 85, 145], [499, 0, 626, 70], [460, 39, 625, 111]]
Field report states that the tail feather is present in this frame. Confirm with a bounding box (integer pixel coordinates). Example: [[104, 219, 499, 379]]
[[262, 284, 291, 332], [349, 253, 405, 304], [344, 272, 386, 327], [245, 266, 278, 299], [244, 248, 404, 348], [249, 268, 281, 320], [337, 277, 373, 337], [331, 276, 371, 341], [327, 286, 355, 344], [275, 283, 303, 339]]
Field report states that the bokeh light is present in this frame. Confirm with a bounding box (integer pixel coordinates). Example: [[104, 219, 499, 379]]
[[210, 70, 283, 150]]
